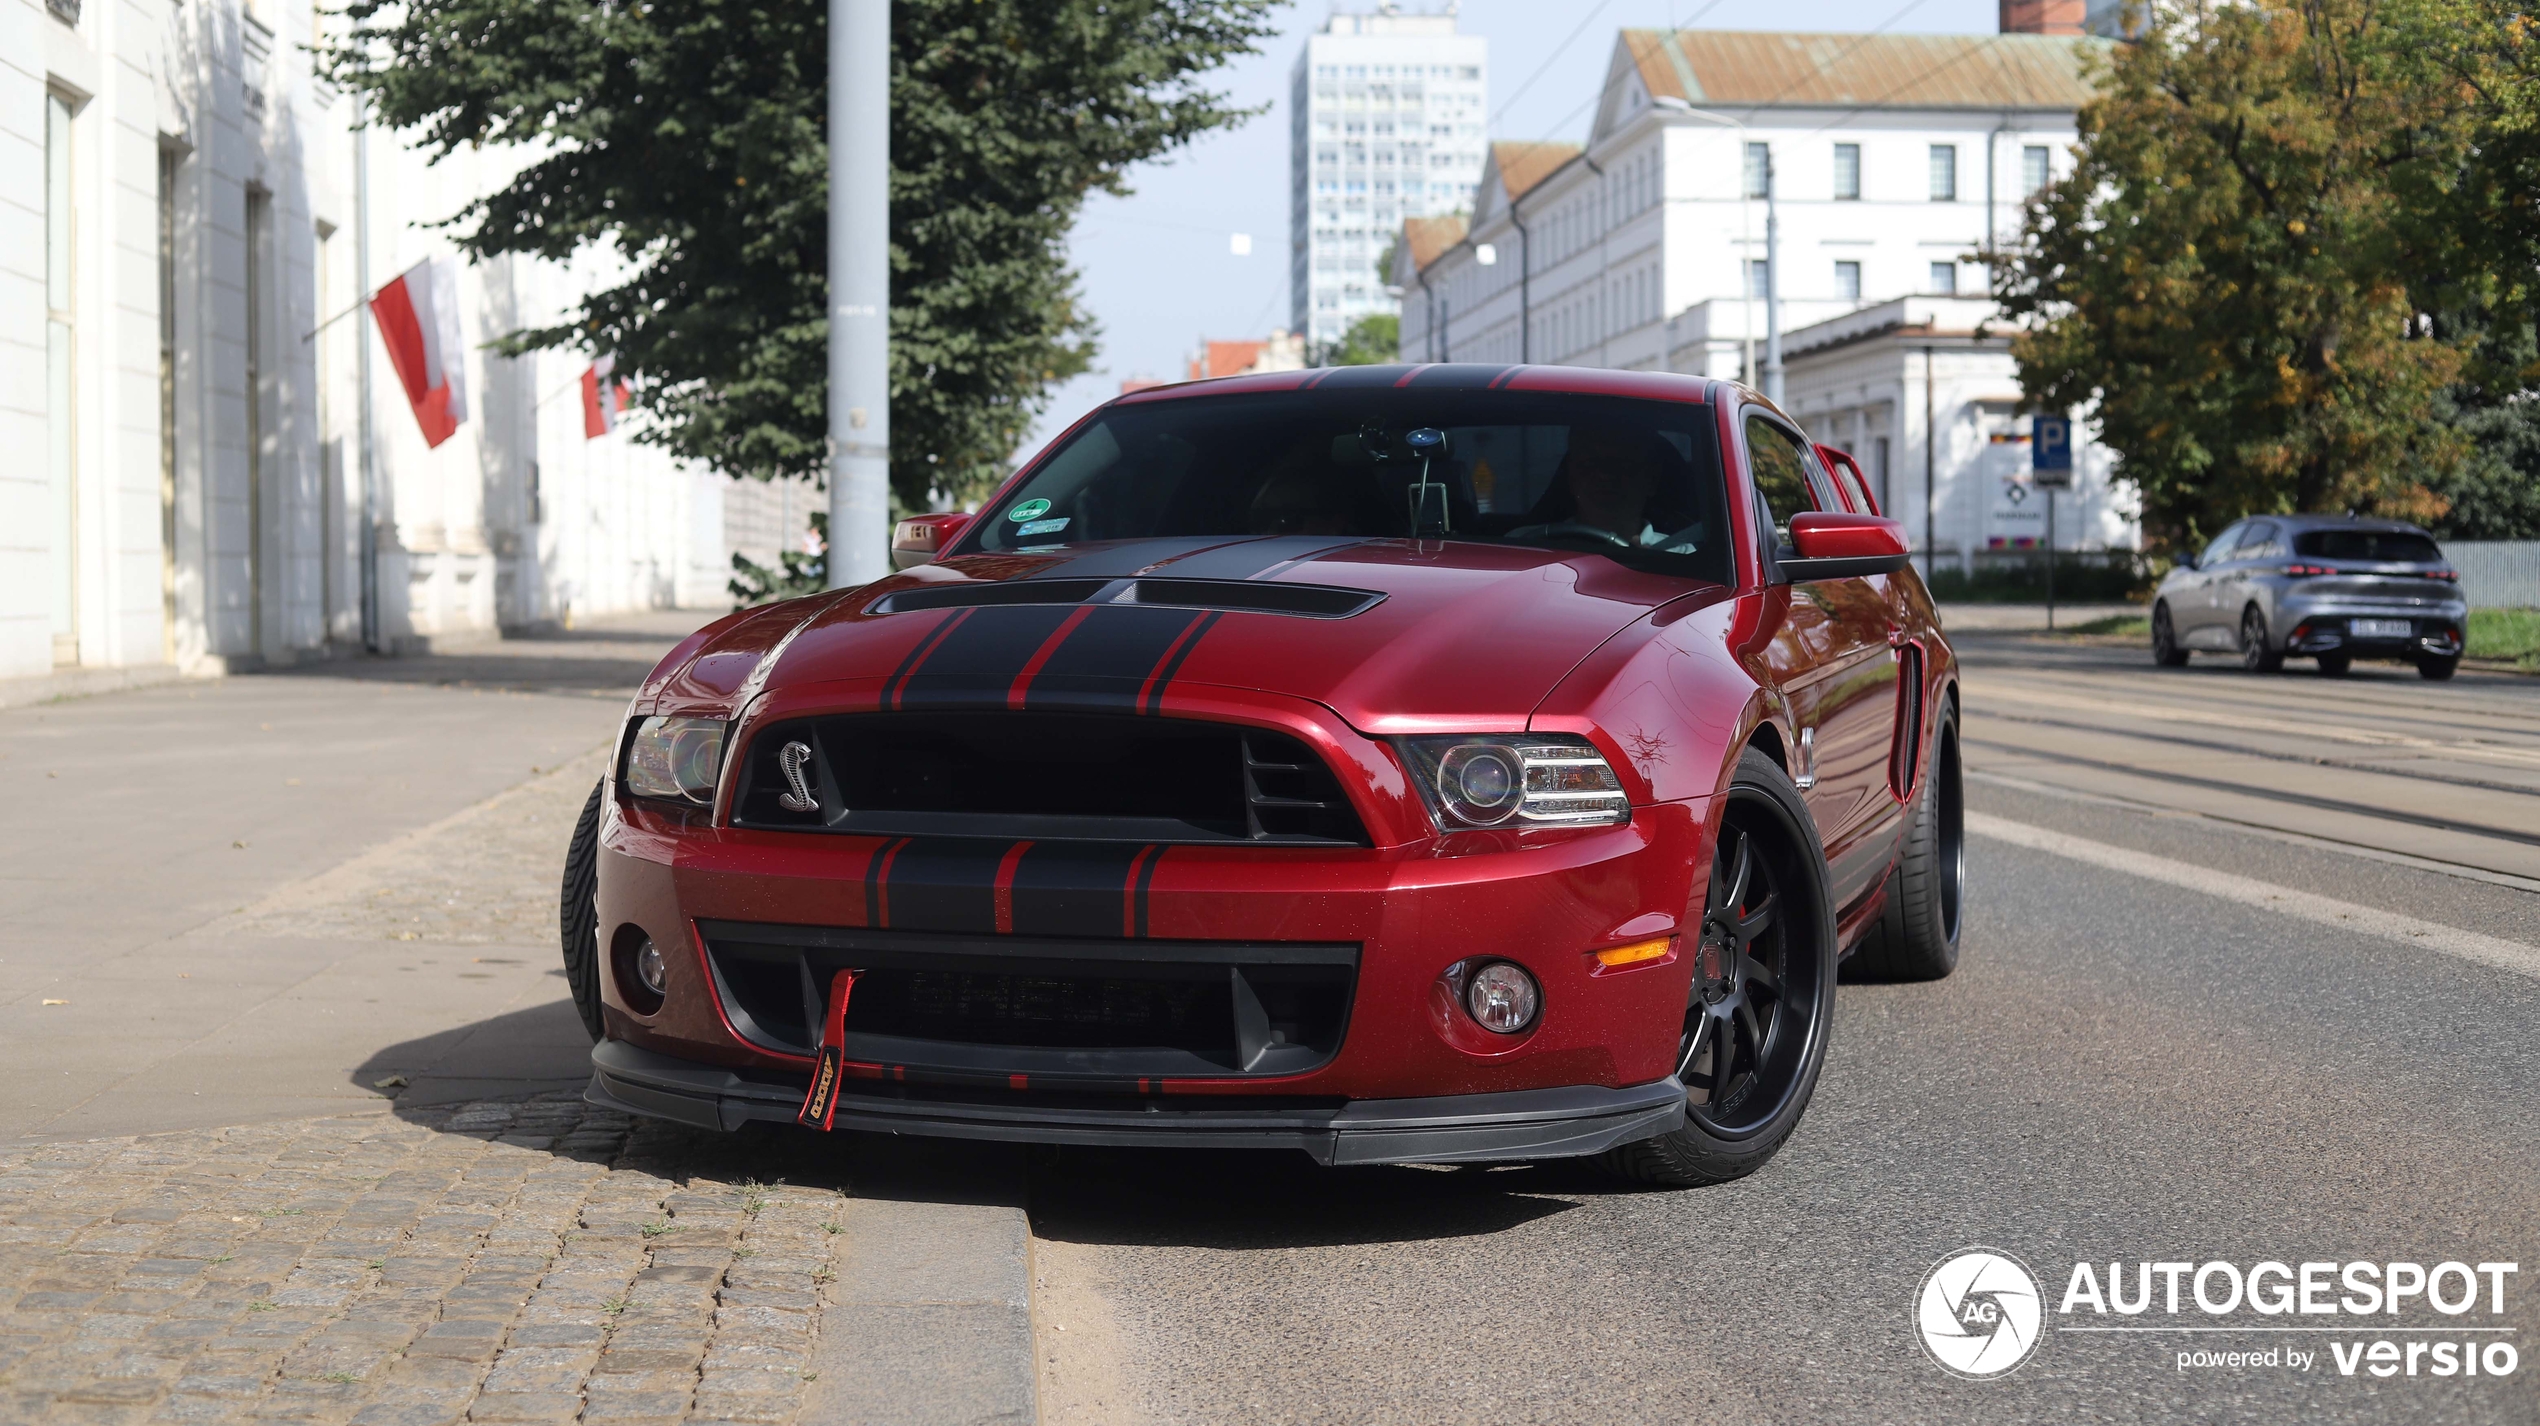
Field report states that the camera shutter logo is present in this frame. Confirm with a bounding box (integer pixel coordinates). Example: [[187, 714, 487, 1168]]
[[1917, 1248, 2044, 1379]]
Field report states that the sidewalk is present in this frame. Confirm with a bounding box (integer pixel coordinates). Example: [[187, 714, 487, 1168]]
[[0, 613, 1041, 1425]]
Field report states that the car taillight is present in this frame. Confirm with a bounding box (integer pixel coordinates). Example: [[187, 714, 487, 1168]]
[[2428, 569, 2459, 582], [2282, 563, 2334, 577]]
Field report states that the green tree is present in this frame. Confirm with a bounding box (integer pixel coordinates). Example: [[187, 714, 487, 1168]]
[[1318, 313, 1401, 367], [331, 0, 1274, 514], [1992, 0, 2482, 552]]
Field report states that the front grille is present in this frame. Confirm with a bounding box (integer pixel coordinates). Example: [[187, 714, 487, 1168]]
[[699, 921, 1357, 1081], [733, 712, 1366, 845]]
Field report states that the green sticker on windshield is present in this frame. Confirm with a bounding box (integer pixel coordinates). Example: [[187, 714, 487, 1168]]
[[1009, 498, 1052, 522]]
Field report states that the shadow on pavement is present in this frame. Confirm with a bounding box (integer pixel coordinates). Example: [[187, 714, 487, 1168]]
[[1025, 1143, 1599, 1251]]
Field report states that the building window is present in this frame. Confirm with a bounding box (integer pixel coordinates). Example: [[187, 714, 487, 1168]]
[[1833, 143, 1860, 201], [1744, 142, 1770, 199], [2023, 144, 2051, 196], [1835, 260, 1862, 301], [1929, 145, 1957, 202], [1748, 259, 1770, 300], [1929, 260, 1957, 295]]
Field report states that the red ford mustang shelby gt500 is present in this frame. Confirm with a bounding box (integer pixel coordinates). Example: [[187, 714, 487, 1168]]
[[562, 365, 1962, 1186]]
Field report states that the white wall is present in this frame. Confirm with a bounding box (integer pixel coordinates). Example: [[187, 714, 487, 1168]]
[[6, 0, 732, 680]]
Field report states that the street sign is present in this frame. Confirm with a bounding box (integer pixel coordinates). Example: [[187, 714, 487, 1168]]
[[2032, 413, 2074, 487]]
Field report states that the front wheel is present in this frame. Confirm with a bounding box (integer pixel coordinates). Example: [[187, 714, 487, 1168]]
[[1598, 748, 1837, 1188], [561, 780, 607, 1042], [2151, 603, 2189, 667]]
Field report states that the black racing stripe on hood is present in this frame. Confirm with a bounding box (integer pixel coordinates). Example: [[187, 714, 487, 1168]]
[[1025, 538, 1251, 581], [890, 604, 1082, 710], [1010, 842, 1159, 938], [1145, 535, 1367, 580], [1021, 606, 1213, 712]]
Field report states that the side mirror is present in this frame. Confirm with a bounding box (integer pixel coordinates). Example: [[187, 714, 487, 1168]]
[[1781, 512, 1911, 581], [2173, 550, 2197, 572], [890, 512, 972, 571], [1814, 444, 1879, 515]]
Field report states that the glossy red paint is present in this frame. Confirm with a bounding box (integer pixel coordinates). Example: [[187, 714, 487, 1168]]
[[1790, 512, 1910, 561], [589, 366, 1957, 1145]]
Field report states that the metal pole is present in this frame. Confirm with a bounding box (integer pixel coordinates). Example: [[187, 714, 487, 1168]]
[[828, 0, 891, 589], [1762, 147, 1782, 405], [2046, 485, 2057, 631], [354, 95, 379, 652], [1922, 344, 1936, 585]]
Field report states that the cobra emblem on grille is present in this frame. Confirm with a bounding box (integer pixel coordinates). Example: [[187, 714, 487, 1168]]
[[776, 740, 819, 813]]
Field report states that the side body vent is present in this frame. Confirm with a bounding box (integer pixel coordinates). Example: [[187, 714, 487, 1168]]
[[1889, 642, 1926, 801]]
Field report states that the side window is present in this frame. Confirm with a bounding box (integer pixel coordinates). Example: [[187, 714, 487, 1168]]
[[2198, 522, 2245, 568], [1744, 416, 1824, 546], [2240, 521, 2281, 561]]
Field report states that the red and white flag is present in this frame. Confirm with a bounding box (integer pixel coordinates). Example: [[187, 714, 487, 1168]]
[[369, 259, 470, 448], [581, 355, 632, 439]]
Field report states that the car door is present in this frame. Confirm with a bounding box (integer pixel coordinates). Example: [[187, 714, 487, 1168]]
[[1744, 412, 1900, 910], [2217, 520, 2280, 636], [2178, 522, 2244, 643]]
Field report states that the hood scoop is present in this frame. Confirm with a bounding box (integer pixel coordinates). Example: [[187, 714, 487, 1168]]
[[876, 576, 1384, 621]]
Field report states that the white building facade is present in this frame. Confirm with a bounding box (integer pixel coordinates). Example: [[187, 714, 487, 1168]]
[[5, 0, 731, 686], [1401, 29, 2138, 569], [1290, 7, 1486, 350]]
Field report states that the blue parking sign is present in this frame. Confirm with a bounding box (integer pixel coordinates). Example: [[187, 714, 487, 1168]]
[[2032, 414, 2073, 485]]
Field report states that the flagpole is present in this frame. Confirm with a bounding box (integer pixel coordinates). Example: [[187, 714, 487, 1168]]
[[828, 0, 890, 588]]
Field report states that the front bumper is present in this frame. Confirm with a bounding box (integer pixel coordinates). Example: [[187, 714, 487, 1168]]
[[587, 1039, 1687, 1165]]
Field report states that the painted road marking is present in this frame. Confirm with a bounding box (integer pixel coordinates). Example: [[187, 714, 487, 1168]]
[[1967, 812, 2540, 983]]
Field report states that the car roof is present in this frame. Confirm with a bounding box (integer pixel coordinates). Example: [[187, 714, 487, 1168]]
[[2257, 514, 2434, 535], [1107, 363, 1726, 409]]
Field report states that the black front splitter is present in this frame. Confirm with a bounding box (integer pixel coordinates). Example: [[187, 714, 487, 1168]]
[[585, 1039, 1685, 1166]]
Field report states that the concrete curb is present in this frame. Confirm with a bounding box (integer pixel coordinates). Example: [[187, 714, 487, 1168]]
[[802, 1151, 1039, 1425], [0, 661, 185, 710]]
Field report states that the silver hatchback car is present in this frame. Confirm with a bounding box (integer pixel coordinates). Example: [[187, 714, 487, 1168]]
[[2150, 515, 2469, 680]]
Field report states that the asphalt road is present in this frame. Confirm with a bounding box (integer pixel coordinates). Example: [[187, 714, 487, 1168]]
[[1027, 623, 2540, 1424]]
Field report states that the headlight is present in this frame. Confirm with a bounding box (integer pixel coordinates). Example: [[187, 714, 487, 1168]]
[[623, 716, 728, 806], [1399, 735, 1629, 831]]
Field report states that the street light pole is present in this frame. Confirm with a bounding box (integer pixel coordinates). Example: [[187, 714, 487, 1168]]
[[828, 0, 890, 589]]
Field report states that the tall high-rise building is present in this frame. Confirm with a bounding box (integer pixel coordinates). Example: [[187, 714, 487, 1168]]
[[1289, 7, 1487, 350]]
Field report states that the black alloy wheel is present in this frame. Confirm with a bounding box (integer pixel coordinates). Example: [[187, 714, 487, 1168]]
[[2316, 652, 2352, 677], [1599, 749, 1837, 1187], [2239, 606, 2284, 673], [561, 779, 608, 1042], [2151, 603, 2189, 667]]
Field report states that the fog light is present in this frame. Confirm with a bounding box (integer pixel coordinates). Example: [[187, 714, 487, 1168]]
[[1464, 962, 1540, 1034], [633, 939, 666, 997]]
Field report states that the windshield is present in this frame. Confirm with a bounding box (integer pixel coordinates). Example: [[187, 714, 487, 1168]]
[[966, 389, 1732, 585], [2293, 529, 2441, 563]]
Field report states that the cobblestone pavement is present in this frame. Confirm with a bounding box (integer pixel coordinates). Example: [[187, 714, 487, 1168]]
[[0, 1093, 859, 1426]]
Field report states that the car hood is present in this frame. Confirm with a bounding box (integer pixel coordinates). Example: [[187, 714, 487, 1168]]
[[646, 536, 1718, 733]]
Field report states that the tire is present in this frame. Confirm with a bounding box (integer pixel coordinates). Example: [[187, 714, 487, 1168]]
[[1598, 747, 1838, 1188], [2315, 652, 2351, 677], [561, 779, 607, 1042], [1847, 699, 1963, 982], [2239, 605, 2284, 673], [2151, 602, 2190, 667], [2418, 654, 2459, 681]]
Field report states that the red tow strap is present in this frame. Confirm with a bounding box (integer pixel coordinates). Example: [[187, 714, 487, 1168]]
[[797, 968, 861, 1131]]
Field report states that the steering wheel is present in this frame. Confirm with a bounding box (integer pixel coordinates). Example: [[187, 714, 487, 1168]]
[[1510, 520, 1635, 549]]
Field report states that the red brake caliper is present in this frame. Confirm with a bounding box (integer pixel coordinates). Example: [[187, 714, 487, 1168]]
[[796, 968, 862, 1131]]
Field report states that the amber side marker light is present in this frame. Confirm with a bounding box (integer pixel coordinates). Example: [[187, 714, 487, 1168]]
[[1595, 936, 1674, 969]]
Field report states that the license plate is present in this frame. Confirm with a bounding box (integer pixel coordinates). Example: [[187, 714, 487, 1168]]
[[2349, 619, 2412, 639]]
